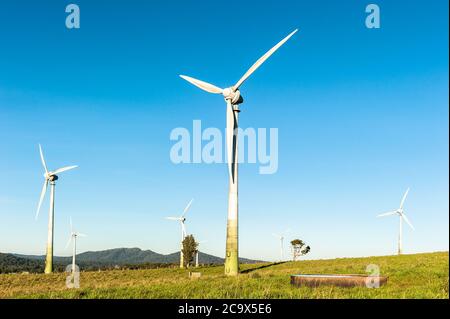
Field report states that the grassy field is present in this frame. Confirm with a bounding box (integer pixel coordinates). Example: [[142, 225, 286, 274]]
[[0, 252, 448, 299]]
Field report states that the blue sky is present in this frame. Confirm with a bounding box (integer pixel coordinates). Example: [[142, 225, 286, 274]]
[[0, 0, 448, 261]]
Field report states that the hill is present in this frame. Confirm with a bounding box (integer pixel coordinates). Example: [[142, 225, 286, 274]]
[[0, 253, 43, 274], [0, 251, 447, 299], [3, 248, 262, 273]]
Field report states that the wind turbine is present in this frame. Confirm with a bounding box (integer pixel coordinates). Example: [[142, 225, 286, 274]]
[[35, 144, 78, 274], [377, 188, 415, 255], [195, 240, 207, 268], [180, 29, 298, 276], [166, 198, 194, 268], [65, 217, 87, 274], [272, 229, 290, 261]]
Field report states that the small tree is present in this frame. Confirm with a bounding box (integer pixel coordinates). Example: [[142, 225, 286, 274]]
[[182, 235, 198, 268], [290, 239, 310, 261]]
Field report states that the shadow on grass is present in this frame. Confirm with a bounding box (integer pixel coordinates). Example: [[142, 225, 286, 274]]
[[240, 262, 287, 274]]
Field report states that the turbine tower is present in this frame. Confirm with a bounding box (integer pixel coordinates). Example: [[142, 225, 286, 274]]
[[166, 198, 193, 268], [180, 29, 298, 276], [36, 144, 78, 274], [195, 240, 207, 268], [272, 229, 290, 261], [64, 217, 87, 274], [377, 188, 415, 255]]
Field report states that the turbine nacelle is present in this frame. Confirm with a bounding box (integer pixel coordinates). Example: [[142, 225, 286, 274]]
[[45, 173, 59, 182], [223, 88, 243, 105]]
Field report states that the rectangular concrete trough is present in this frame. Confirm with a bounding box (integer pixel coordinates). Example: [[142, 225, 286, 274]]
[[290, 274, 388, 288]]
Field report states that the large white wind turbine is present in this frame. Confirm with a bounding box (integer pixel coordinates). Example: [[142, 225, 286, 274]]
[[36, 144, 78, 274], [377, 188, 415, 255], [272, 229, 290, 261], [180, 29, 298, 276], [166, 198, 194, 268], [65, 217, 87, 274]]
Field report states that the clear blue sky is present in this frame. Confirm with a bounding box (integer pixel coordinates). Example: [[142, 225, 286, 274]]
[[0, 0, 448, 261]]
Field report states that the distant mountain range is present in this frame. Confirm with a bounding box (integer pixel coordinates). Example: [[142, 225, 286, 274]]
[[0, 248, 262, 273]]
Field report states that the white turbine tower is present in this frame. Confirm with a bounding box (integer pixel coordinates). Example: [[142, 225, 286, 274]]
[[180, 29, 298, 276], [166, 198, 194, 268], [377, 188, 415, 255], [65, 217, 87, 274], [272, 229, 290, 261], [195, 240, 207, 268], [35, 144, 78, 274]]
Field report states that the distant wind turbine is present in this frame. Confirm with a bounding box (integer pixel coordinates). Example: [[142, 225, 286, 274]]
[[35, 144, 78, 274], [377, 188, 415, 255], [64, 217, 87, 274], [272, 229, 290, 261], [180, 29, 298, 276], [166, 199, 193, 268]]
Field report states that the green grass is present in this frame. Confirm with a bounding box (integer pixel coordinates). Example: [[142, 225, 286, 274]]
[[0, 252, 448, 299]]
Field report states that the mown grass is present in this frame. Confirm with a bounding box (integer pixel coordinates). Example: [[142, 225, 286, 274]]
[[0, 252, 448, 299]]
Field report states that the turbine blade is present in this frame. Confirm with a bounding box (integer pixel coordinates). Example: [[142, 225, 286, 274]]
[[64, 235, 73, 250], [226, 101, 236, 183], [233, 29, 298, 90], [52, 165, 78, 175], [399, 188, 410, 209], [402, 214, 415, 230], [166, 217, 179, 221], [77, 233, 87, 237], [35, 180, 48, 220], [182, 198, 194, 217], [179, 75, 223, 94], [70, 216, 73, 233], [39, 144, 48, 174], [377, 211, 397, 218]]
